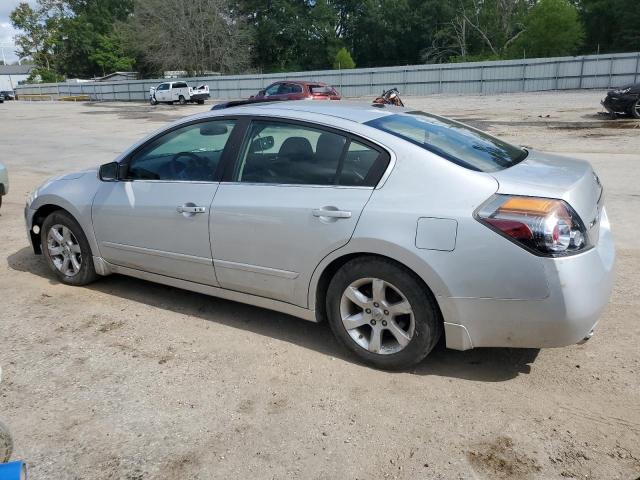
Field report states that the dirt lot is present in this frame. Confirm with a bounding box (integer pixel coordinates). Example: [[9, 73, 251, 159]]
[[0, 91, 639, 480]]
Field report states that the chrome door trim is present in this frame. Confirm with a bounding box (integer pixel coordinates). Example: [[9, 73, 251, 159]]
[[217, 181, 373, 190], [107, 262, 317, 322], [214, 259, 299, 279], [102, 241, 213, 266]]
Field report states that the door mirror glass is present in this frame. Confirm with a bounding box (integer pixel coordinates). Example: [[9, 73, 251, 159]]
[[249, 135, 274, 152], [99, 161, 119, 181], [258, 89, 265, 96]]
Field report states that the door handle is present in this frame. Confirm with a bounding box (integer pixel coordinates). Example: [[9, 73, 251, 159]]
[[312, 208, 352, 219], [177, 205, 206, 214]]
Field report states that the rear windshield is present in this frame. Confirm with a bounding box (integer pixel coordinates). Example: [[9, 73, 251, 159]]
[[365, 111, 527, 172], [310, 85, 333, 94]]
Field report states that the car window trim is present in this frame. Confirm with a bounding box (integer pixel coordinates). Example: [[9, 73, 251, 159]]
[[119, 116, 246, 183], [222, 116, 391, 188]]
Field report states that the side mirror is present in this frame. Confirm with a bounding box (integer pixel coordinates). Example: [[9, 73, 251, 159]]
[[99, 161, 119, 181], [258, 89, 266, 96], [250, 136, 274, 153]]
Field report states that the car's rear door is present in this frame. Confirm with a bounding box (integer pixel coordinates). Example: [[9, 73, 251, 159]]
[[210, 118, 390, 307], [92, 118, 240, 285]]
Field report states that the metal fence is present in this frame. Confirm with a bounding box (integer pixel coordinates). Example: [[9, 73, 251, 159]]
[[15, 51, 640, 102]]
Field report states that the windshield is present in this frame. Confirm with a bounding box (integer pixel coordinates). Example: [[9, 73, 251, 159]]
[[365, 111, 527, 172]]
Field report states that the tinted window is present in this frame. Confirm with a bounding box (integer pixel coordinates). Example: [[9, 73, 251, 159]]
[[339, 140, 382, 186], [264, 84, 281, 96], [157, 83, 169, 90], [289, 83, 303, 93], [173, 82, 188, 88], [234, 121, 388, 187], [365, 111, 527, 172], [126, 120, 236, 181]]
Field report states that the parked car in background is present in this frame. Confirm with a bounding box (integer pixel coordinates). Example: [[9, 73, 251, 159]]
[[602, 83, 640, 119], [149, 81, 210, 105], [0, 162, 8, 210], [0, 93, 4, 103], [24, 101, 613, 369], [0, 91, 16, 101], [250, 81, 341, 101]]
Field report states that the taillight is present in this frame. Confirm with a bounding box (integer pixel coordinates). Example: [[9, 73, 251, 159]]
[[476, 195, 590, 256]]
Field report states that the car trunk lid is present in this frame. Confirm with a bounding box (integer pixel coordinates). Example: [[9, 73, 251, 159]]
[[491, 150, 604, 244]]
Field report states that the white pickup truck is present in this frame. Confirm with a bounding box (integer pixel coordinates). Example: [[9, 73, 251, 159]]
[[149, 81, 210, 105]]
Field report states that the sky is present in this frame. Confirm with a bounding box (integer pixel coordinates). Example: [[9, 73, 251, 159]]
[[0, 0, 37, 64]]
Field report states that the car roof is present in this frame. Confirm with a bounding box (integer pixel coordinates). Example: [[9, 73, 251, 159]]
[[270, 80, 328, 86], [213, 100, 407, 124]]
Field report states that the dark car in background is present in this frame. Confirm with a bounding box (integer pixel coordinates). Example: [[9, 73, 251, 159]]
[[0, 91, 16, 101], [602, 83, 640, 119], [250, 81, 341, 101]]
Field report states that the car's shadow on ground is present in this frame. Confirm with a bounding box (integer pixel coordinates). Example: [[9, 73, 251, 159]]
[[8, 246, 539, 382]]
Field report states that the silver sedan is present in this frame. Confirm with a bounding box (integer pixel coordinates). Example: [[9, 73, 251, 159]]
[[24, 101, 614, 369]]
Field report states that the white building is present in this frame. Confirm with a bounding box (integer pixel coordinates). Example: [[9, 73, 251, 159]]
[[0, 65, 35, 91]]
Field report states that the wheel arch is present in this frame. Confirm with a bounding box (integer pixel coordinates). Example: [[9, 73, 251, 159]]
[[29, 200, 97, 258], [309, 244, 450, 327]]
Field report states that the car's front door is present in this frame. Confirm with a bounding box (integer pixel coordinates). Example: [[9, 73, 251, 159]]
[[210, 119, 390, 306], [155, 83, 169, 101], [92, 118, 239, 285]]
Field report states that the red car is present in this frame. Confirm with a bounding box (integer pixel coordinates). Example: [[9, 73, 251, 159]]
[[250, 81, 341, 101]]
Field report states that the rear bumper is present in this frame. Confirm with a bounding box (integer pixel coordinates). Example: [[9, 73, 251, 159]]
[[190, 93, 210, 101], [442, 208, 615, 350]]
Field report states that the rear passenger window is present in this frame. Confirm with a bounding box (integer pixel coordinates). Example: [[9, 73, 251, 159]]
[[338, 140, 385, 186], [234, 120, 389, 187]]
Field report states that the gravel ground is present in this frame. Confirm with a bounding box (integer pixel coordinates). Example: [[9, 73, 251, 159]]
[[0, 91, 639, 480]]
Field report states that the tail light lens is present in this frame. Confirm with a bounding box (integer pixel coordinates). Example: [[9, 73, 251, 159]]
[[476, 195, 590, 256]]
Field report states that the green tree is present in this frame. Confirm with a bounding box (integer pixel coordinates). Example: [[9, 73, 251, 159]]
[[89, 33, 135, 76], [10, 2, 61, 73], [55, 0, 134, 77], [580, 0, 640, 53], [344, 0, 456, 67], [508, 0, 584, 58], [333, 47, 355, 69]]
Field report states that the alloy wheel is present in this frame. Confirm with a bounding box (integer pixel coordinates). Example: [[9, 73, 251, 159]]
[[340, 277, 415, 354], [47, 224, 82, 277]]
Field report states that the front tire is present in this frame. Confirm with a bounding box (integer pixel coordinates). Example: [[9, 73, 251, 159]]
[[150, 96, 158, 105], [41, 210, 98, 286], [326, 256, 441, 370], [630, 98, 640, 119]]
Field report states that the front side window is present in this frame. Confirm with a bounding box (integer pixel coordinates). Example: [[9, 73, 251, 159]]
[[365, 111, 527, 172], [233, 120, 388, 186], [125, 120, 236, 181], [157, 83, 169, 91], [264, 84, 281, 96]]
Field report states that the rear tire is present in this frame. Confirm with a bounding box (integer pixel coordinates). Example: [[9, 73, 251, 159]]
[[41, 210, 98, 286], [631, 98, 640, 119], [326, 256, 441, 370], [197, 99, 205, 105], [178, 95, 186, 105]]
